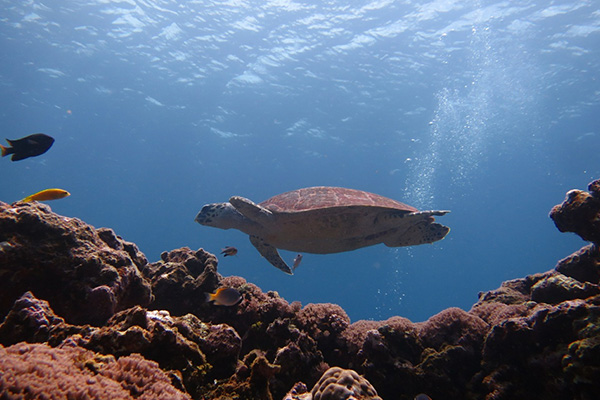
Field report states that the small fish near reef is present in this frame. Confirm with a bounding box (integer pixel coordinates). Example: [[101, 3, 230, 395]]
[[414, 394, 432, 400], [205, 287, 242, 306], [0, 241, 15, 252], [221, 246, 238, 257], [1, 133, 55, 161], [21, 188, 70, 203], [292, 254, 303, 271]]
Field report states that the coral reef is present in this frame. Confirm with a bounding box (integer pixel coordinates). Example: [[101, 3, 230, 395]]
[[0, 341, 190, 399], [1, 179, 600, 399], [0, 292, 241, 398]]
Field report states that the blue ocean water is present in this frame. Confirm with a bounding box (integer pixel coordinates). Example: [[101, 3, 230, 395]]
[[1, 0, 598, 322]]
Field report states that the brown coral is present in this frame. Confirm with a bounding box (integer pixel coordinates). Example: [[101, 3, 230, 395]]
[[311, 367, 382, 400], [283, 367, 383, 400]]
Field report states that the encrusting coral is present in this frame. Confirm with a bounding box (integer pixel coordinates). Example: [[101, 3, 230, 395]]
[[1, 180, 600, 399], [0, 341, 190, 399]]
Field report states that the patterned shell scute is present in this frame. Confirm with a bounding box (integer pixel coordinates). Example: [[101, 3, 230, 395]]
[[259, 187, 419, 213]]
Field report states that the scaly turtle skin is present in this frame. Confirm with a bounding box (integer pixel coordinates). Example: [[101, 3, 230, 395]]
[[195, 187, 450, 274]]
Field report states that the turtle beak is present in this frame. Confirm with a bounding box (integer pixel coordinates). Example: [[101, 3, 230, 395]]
[[195, 204, 218, 225], [194, 211, 207, 224]]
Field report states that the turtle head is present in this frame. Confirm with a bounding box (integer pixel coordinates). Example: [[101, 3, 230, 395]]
[[195, 202, 250, 230]]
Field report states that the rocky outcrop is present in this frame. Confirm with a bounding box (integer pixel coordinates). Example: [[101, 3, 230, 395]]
[[0, 201, 152, 326], [549, 180, 600, 245]]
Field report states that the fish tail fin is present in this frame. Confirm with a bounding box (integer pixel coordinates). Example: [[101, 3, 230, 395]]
[[0, 144, 10, 157], [204, 292, 214, 303], [20, 195, 33, 203]]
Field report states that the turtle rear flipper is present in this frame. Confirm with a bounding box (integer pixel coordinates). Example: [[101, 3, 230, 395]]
[[250, 235, 293, 275]]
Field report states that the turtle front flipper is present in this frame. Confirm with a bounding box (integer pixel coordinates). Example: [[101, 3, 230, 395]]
[[230, 196, 273, 224], [249, 235, 293, 275]]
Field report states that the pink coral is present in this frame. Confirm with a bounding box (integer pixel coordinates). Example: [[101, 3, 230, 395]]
[[100, 353, 191, 400], [0, 342, 190, 399], [417, 307, 489, 351], [298, 303, 350, 349]]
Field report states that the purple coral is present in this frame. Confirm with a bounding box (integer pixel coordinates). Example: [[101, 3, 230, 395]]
[[417, 307, 489, 351], [100, 352, 191, 400]]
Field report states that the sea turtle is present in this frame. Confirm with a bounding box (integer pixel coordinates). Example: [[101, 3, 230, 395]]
[[195, 186, 450, 274]]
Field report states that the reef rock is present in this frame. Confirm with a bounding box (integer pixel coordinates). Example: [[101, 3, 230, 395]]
[[143, 247, 220, 315], [2, 181, 600, 400], [555, 244, 600, 284], [549, 179, 600, 245], [0, 291, 69, 345], [0, 201, 152, 326]]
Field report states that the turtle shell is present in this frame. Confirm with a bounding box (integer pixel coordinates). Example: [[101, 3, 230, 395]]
[[259, 186, 418, 213]]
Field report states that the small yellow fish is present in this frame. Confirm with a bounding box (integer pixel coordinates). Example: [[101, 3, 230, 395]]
[[221, 246, 238, 257], [205, 287, 242, 306], [21, 188, 70, 203]]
